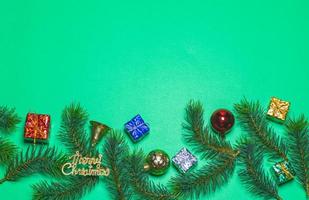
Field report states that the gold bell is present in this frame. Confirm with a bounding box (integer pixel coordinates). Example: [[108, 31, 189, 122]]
[[90, 120, 111, 148]]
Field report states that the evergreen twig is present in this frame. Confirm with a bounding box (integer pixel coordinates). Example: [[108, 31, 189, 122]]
[[0, 106, 21, 133], [127, 150, 177, 200], [103, 131, 132, 200], [183, 100, 238, 159], [58, 103, 89, 154], [285, 115, 309, 196], [0, 146, 66, 184], [234, 98, 288, 161], [32, 104, 100, 200], [0, 137, 17, 165], [237, 139, 282, 200], [169, 153, 237, 199], [32, 176, 99, 200]]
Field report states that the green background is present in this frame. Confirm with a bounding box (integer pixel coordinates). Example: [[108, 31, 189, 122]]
[[0, 0, 308, 199]]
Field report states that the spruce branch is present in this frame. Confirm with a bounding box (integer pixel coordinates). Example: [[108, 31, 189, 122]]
[[0, 146, 66, 184], [183, 100, 238, 159], [127, 150, 177, 200], [237, 139, 282, 200], [234, 98, 288, 161], [32, 176, 99, 200], [58, 103, 89, 154], [32, 104, 100, 200], [0, 106, 21, 133], [285, 115, 309, 196], [169, 153, 237, 199], [103, 131, 132, 200], [0, 137, 17, 165]]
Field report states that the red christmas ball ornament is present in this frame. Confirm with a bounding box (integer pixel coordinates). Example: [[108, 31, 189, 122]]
[[210, 109, 235, 137]]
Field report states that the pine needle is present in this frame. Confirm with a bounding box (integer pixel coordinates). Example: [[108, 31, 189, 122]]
[[183, 100, 238, 159], [58, 103, 89, 154], [0, 106, 21, 133], [237, 139, 282, 200], [32, 176, 99, 200], [285, 115, 309, 197], [169, 153, 237, 199], [0, 137, 18, 165], [234, 98, 288, 161], [103, 131, 132, 200], [0, 146, 66, 184], [127, 150, 177, 200]]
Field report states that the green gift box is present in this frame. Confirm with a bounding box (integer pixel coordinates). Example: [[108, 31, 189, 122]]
[[272, 161, 296, 185]]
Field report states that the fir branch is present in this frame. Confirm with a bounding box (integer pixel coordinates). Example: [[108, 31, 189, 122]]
[[285, 115, 309, 196], [234, 98, 288, 161], [237, 140, 282, 200], [169, 153, 237, 199], [0, 106, 21, 133], [103, 131, 132, 200], [0, 146, 66, 184], [32, 103, 99, 200], [0, 137, 17, 165], [32, 176, 99, 200], [58, 103, 89, 154], [127, 150, 177, 200], [183, 100, 238, 159]]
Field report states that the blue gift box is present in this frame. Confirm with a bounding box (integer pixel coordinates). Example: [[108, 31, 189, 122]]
[[124, 114, 150, 142]]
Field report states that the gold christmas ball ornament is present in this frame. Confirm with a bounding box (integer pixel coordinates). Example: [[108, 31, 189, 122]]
[[144, 149, 170, 176]]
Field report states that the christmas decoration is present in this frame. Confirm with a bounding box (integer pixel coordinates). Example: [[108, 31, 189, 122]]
[[170, 100, 239, 199], [1, 99, 308, 200], [33, 103, 100, 200], [144, 149, 170, 176], [267, 97, 290, 122], [61, 151, 110, 177], [24, 113, 51, 144], [124, 114, 149, 142], [0, 106, 20, 133], [234, 98, 288, 161], [183, 100, 239, 159], [90, 120, 111, 148], [285, 116, 309, 196], [172, 148, 197, 173], [127, 150, 177, 200], [210, 109, 235, 136], [272, 161, 295, 185], [103, 133, 177, 200], [237, 140, 282, 200]]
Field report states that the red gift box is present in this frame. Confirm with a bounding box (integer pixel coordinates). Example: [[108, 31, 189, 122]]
[[24, 113, 50, 143]]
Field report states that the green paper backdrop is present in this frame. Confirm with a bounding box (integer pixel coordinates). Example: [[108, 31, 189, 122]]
[[0, 0, 308, 199]]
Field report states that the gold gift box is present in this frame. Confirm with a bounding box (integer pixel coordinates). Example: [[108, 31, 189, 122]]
[[267, 97, 290, 122]]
